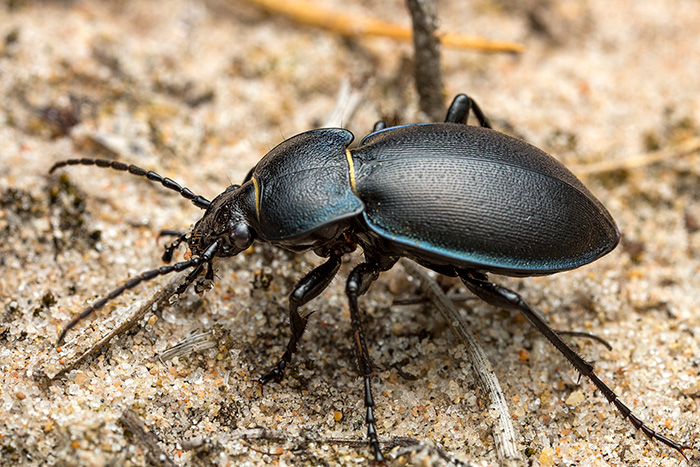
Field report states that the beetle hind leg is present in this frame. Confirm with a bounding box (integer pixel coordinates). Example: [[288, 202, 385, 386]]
[[445, 94, 492, 128], [259, 254, 343, 385], [372, 121, 387, 132], [457, 269, 693, 459]]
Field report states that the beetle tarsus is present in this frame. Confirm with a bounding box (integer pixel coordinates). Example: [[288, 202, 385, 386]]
[[259, 359, 287, 386], [175, 263, 204, 297], [364, 377, 384, 463], [372, 121, 387, 132]]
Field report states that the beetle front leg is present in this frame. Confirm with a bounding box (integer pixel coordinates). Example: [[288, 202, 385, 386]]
[[457, 270, 693, 459], [158, 230, 188, 263], [259, 254, 343, 385], [173, 263, 204, 297], [346, 258, 397, 463]]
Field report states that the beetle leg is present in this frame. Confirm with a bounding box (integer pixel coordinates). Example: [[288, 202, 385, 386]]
[[159, 230, 188, 263], [372, 121, 387, 132], [173, 263, 204, 297], [259, 254, 343, 385], [346, 258, 397, 463], [194, 262, 215, 294], [445, 94, 492, 129], [457, 270, 693, 459]]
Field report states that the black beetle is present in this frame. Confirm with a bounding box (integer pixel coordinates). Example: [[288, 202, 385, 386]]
[[51, 94, 692, 461]]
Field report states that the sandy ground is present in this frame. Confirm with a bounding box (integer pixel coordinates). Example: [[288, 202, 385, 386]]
[[1, 0, 699, 466]]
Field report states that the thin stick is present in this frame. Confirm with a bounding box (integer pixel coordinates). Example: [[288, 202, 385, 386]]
[[570, 136, 700, 176], [119, 409, 177, 467], [406, 0, 445, 121], [240, 0, 525, 53], [400, 259, 522, 466], [181, 428, 475, 465], [322, 79, 368, 128]]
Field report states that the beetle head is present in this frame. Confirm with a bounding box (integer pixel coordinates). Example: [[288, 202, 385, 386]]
[[189, 183, 257, 258]]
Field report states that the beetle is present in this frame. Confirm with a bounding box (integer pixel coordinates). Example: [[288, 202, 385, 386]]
[[50, 94, 692, 462]]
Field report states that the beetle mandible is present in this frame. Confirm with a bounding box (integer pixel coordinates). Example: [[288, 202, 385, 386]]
[[51, 94, 692, 462]]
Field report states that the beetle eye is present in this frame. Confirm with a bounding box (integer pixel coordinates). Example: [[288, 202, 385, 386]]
[[231, 222, 252, 249]]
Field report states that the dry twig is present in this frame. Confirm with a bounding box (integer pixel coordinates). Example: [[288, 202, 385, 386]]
[[119, 409, 177, 467], [48, 272, 189, 380], [400, 259, 522, 467], [238, 0, 524, 53], [570, 136, 700, 176], [182, 428, 475, 465], [406, 0, 445, 120]]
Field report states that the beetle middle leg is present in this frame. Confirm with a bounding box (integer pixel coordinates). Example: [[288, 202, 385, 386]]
[[457, 269, 693, 459], [259, 254, 343, 385], [345, 257, 398, 463]]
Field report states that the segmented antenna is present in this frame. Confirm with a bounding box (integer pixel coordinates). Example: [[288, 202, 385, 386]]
[[49, 158, 211, 209], [56, 241, 219, 345]]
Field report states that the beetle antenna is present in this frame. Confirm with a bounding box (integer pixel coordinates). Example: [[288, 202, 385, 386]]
[[57, 241, 219, 345], [49, 158, 211, 209]]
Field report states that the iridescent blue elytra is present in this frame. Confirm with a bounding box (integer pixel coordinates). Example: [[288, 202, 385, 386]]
[[242, 123, 618, 276]]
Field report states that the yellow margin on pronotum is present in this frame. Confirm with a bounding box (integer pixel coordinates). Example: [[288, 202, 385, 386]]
[[252, 176, 261, 221], [345, 149, 357, 195]]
